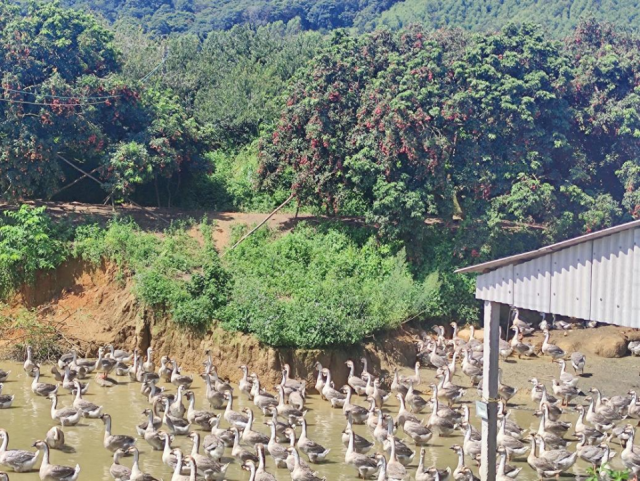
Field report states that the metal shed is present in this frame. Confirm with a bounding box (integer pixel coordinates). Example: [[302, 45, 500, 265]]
[[455, 218, 640, 480]]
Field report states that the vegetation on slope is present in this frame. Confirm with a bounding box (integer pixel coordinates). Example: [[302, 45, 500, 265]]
[[374, 0, 640, 37]]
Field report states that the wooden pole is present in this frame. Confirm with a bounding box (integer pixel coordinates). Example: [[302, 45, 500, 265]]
[[481, 300, 500, 481], [223, 192, 295, 255]]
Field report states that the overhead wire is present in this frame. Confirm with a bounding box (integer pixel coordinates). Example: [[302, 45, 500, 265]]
[[0, 45, 169, 107]]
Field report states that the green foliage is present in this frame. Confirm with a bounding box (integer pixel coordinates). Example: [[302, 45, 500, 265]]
[[219, 223, 439, 348], [0, 2, 209, 203], [60, 0, 401, 36], [0, 206, 69, 299], [374, 0, 640, 38], [73, 217, 230, 329], [585, 466, 630, 481]]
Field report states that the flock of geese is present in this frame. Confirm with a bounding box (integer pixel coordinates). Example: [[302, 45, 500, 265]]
[[0, 308, 639, 481]]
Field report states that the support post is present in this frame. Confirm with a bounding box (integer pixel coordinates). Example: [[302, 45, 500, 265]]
[[481, 300, 501, 481]]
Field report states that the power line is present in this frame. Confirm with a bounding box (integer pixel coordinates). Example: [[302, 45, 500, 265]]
[[0, 47, 169, 107]]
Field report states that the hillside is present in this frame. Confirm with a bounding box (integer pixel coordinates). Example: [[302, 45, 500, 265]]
[[57, 0, 401, 35], [374, 0, 640, 37]]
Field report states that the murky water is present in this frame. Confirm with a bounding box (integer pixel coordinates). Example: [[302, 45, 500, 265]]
[[0, 359, 632, 480]]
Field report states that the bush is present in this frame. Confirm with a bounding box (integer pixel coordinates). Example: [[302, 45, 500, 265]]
[[0, 206, 70, 299], [218, 223, 439, 348]]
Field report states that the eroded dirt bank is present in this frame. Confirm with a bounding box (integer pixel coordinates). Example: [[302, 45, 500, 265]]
[[2, 259, 418, 387], [3, 258, 639, 389]]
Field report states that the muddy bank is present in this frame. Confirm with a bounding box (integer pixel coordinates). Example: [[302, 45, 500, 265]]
[[2, 258, 418, 388], [3, 258, 639, 390]]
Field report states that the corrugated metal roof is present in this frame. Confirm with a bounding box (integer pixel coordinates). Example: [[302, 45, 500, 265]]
[[455, 218, 640, 274]]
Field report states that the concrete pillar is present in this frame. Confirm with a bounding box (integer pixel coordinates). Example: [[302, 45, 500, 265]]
[[481, 300, 500, 481]]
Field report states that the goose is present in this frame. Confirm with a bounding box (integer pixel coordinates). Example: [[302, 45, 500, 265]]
[[110, 449, 131, 481], [400, 362, 422, 388], [429, 342, 449, 369], [31, 367, 59, 397], [0, 429, 40, 472], [346, 360, 367, 395], [498, 335, 513, 360], [541, 330, 565, 362], [207, 414, 234, 447], [511, 307, 534, 334], [275, 385, 306, 424], [143, 348, 155, 373], [371, 378, 390, 409], [62, 367, 88, 394], [298, 418, 330, 463], [590, 388, 627, 420], [230, 428, 258, 464], [241, 408, 270, 446], [622, 425, 640, 474], [265, 420, 288, 468], [535, 435, 578, 472], [466, 326, 483, 351], [395, 393, 420, 429], [284, 428, 310, 472], [0, 369, 10, 383], [106, 345, 132, 363], [320, 368, 346, 408], [287, 447, 326, 481], [137, 399, 163, 436], [539, 313, 550, 331], [23, 346, 36, 376], [314, 363, 325, 394], [382, 432, 415, 468], [281, 364, 304, 391], [373, 410, 390, 444], [496, 448, 521, 480], [95, 372, 118, 388], [188, 432, 228, 478], [69, 350, 96, 374], [49, 395, 81, 426], [45, 428, 65, 450], [223, 391, 248, 430], [365, 399, 379, 430], [460, 406, 481, 441], [497, 402, 525, 439], [534, 405, 570, 449], [342, 384, 369, 424], [585, 397, 616, 431], [171, 361, 193, 388], [158, 356, 172, 383], [497, 369, 517, 403], [551, 379, 580, 406], [526, 435, 562, 479], [461, 350, 482, 385], [570, 352, 586, 375], [160, 434, 183, 472], [460, 424, 480, 464], [529, 380, 558, 405], [576, 433, 616, 468], [574, 406, 607, 444], [169, 385, 186, 419], [436, 366, 466, 406], [497, 416, 529, 460], [202, 429, 225, 463], [208, 366, 233, 393], [552, 315, 573, 331], [403, 419, 433, 446], [538, 397, 563, 422], [555, 359, 579, 387], [509, 327, 536, 359], [71, 380, 102, 417], [32, 440, 79, 481], [95, 347, 118, 378], [251, 377, 278, 414], [143, 409, 167, 451], [162, 397, 191, 436], [202, 374, 225, 410], [101, 414, 136, 452], [185, 391, 216, 429], [343, 415, 375, 453], [376, 454, 388, 481], [415, 448, 450, 481], [630, 341, 640, 357], [437, 351, 459, 378], [345, 430, 378, 479], [170, 450, 195, 481], [627, 391, 640, 419], [0, 385, 13, 409], [387, 438, 408, 480], [254, 443, 276, 481], [405, 381, 429, 413], [427, 385, 459, 436], [129, 447, 160, 481], [239, 365, 253, 399], [450, 444, 477, 481], [288, 381, 306, 412], [537, 403, 571, 436]]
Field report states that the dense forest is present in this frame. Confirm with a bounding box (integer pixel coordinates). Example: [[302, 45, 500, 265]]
[[2, 1, 640, 346], [375, 0, 640, 37]]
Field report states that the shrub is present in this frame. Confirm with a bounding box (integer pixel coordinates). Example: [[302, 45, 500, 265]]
[[0, 206, 70, 299], [218, 223, 439, 348]]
